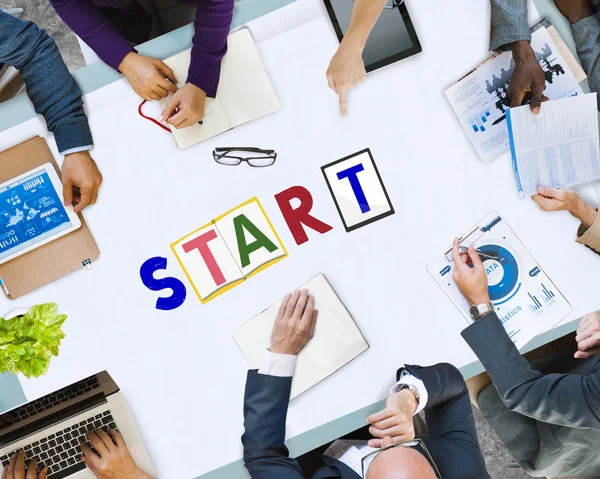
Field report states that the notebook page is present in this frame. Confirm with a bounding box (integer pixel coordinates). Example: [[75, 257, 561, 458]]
[[216, 29, 280, 127], [215, 198, 286, 278], [171, 223, 244, 302], [232, 274, 369, 399], [159, 49, 231, 149]]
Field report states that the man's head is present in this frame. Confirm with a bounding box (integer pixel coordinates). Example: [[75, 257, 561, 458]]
[[366, 439, 437, 479]]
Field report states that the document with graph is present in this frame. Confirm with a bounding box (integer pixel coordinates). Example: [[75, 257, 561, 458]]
[[507, 93, 600, 197], [426, 212, 572, 350], [445, 25, 583, 163]]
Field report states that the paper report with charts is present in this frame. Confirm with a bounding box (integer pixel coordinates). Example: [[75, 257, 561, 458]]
[[233, 274, 369, 399], [427, 212, 572, 350], [445, 24, 583, 163]]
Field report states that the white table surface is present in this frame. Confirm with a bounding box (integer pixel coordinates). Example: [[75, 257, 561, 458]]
[[1, 1, 599, 478]]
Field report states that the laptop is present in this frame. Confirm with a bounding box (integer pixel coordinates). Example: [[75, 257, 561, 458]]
[[0, 371, 155, 479]]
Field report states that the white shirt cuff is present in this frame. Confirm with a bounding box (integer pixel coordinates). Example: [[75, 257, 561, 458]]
[[61, 145, 93, 156], [258, 349, 297, 377], [388, 370, 428, 415]]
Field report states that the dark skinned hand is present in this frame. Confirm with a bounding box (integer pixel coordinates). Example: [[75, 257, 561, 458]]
[[508, 40, 548, 114]]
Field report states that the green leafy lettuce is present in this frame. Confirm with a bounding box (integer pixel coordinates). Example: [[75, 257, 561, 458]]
[[0, 304, 66, 378]]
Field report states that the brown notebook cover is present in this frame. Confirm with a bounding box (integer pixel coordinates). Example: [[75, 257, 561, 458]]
[[0, 137, 100, 299]]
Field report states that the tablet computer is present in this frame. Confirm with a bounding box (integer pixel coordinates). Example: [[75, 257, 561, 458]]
[[323, 0, 421, 72], [0, 163, 81, 265]]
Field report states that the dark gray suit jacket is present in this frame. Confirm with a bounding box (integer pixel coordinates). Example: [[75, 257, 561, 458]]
[[491, 0, 600, 110], [241, 363, 490, 478], [462, 312, 600, 477]]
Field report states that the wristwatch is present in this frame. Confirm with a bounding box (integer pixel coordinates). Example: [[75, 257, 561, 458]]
[[398, 383, 420, 403], [469, 302, 494, 320]]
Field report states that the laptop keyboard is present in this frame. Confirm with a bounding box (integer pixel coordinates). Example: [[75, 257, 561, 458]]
[[1, 410, 119, 479], [0, 376, 100, 428]]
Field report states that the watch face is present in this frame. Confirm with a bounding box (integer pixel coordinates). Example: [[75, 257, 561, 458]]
[[469, 306, 479, 320]]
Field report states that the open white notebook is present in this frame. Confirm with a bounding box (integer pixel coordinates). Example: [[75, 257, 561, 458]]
[[160, 28, 280, 149], [233, 274, 369, 399]]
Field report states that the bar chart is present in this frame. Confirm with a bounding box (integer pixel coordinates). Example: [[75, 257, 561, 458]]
[[469, 109, 491, 133], [527, 284, 556, 312]]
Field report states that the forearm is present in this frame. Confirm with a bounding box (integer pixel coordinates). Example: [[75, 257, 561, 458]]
[[49, 0, 134, 71], [342, 0, 388, 51], [489, 0, 530, 51], [242, 371, 303, 477], [571, 14, 600, 110], [0, 13, 93, 153], [462, 312, 600, 428], [188, 0, 234, 97], [571, 197, 598, 228]]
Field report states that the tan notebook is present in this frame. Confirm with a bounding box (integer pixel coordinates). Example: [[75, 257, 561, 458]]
[[159, 28, 280, 149], [0, 137, 100, 299]]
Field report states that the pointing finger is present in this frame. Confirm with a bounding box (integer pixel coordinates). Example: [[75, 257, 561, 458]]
[[339, 89, 348, 117]]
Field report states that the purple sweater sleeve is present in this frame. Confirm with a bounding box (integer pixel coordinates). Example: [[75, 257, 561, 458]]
[[49, 0, 135, 72], [185, 0, 234, 97]]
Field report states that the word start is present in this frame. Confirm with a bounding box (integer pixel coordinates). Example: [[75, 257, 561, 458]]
[[140, 149, 394, 310]]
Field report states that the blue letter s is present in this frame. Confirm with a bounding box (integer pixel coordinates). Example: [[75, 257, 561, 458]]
[[140, 257, 187, 310]]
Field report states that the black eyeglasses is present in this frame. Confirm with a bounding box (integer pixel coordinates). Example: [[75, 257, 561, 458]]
[[360, 439, 441, 479], [212, 147, 277, 167]]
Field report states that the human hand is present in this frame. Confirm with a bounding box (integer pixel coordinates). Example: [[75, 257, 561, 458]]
[[575, 312, 600, 359], [508, 41, 547, 114], [553, 0, 593, 24], [2, 451, 46, 479], [326, 41, 366, 117], [270, 289, 318, 356], [160, 83, 206, 129], [452, 238, 490, 305], [62, 151, 103, 213], [81, 430, 151, 479], [118, 52, 178, 101], [366, 389, 418, 448], [531, 186, 598, 228]]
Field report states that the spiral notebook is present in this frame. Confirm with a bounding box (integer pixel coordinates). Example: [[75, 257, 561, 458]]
[[233, 274, 369, 399], [159, 28, 280, 149]]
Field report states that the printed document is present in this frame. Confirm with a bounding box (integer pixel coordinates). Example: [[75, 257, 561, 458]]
[[507, 93, 600, 197]]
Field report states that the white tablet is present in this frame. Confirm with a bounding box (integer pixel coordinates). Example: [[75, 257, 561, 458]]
[[0, 163, 81, 265]]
